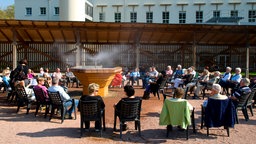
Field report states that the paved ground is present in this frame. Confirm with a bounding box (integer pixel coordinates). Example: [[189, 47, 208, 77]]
[[0, 85, 256, 144]]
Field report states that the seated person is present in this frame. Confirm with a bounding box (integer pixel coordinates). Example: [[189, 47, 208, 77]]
[[33, 77, 49, 101], [173, 67, 193, 88], [2, 70, 11, 90], [225, 67, 242, 93], [249, 76, 256, 89], [230, 78, 251, 108], [172, 64, 184, 79], [52, 68, 67, 87], [195, 71, 220, 97], [110, 71, 123, 88], [143, 71, 167, 99], [202, 84, 228, 107], [48, 77, 79, 119], [79, 83, 105, 131], [129, 68, 140, 86], [186, 69, 209, 98], [165, 65, 173, 78], [114, 85, 141, 130], [173, 87, 193, 110], [38, 67, 44, 77], [219, 67, 232, 93], [65, 67, 79, 88], [193, 69, 211, 99]]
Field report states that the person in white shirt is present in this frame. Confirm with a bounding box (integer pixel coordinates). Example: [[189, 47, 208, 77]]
[[48, 77, 78, 119]]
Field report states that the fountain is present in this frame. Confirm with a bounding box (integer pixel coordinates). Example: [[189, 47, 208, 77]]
[[70, 50, 122, 97], [70, 66, 122, 97]]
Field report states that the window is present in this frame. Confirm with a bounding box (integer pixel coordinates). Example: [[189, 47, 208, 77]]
[[54, 7, 59, 15], [99, 12, 105, 22], [213, 10, 220, 18], [114, 12, 121, 23], [179, 11, 186, 23], [248, 10, 256, 22], [146, 12, 153, 23], [26, 7, 32, 15], [162, 11, 169, 24], [130, 12, 137, 23], [196, 11, 203, 23], [40, 7, 46, 15], [230, 10, 238, 17], [85, 3, 93, 17]]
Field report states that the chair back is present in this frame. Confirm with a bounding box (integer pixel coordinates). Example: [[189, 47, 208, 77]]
[[47, 91, 63, 105], [205, 98, 236, 128], [159, 77, 168, 90], [80, 100, 101, 121], [119, 99, 142, 121], [15, 84, 28, 100], [33, 87, 47, 103], [237, 92, 251, 107], [246, 88, 256, 106], [160, 99, 191, 128]]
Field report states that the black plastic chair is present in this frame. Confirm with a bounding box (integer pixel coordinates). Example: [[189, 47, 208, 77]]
[[33, 87, 50, 118], [48, 91, 76, 123], [15, 84, 35, 114], [80, 100, 106, 137], [113, 99, 142, 139], [246, 88, 256, 117], [236, 92, 251, 124]]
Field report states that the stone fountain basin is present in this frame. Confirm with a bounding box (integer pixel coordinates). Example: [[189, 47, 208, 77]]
[[70, 66, 122, 97]]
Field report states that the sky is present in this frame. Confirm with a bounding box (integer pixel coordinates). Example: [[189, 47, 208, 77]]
[[0, 0, 14, 9]]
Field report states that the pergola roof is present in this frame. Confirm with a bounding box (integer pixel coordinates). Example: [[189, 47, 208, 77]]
[[0, 19, 255, 46]]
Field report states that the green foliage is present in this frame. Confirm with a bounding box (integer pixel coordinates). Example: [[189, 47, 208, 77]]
[[0, 5, 14, 19]]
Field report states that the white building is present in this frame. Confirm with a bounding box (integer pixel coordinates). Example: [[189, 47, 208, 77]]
[[15, 0, 256, 24]]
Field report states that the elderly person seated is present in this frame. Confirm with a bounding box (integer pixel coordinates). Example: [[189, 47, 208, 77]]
[[202, 84, 228, 107], [185, 69, 209, 99], [65, 67, 80, 88], [173, 67, 194, 88], [225, 67, 242, 94], [129, 67, 140, 86], [219, 66, 232, 94], [229, 78, 251, 108], [194, 71, 219, 99], [48, 77, 79, 119]]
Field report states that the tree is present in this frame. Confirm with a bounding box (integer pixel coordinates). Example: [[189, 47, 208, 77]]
[[0, 5, 14, 19]]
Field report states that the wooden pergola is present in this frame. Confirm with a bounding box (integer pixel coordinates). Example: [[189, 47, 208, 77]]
[[0, 20, 255, 77]]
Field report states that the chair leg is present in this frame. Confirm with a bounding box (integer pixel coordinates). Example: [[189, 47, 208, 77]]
[[207, 127, 209, 136], [166, 125, 172, 138], [236, 110, 239, 124], [103, 111, 106, 131], [35, 103, 40, 117], [157, 91, 160, 100], [249, 105, 254, 116], [242, 108, 249, 121], [186, 126, 189, 140], [225, 126, 230, 137], [44, 104, 50, 118], [61, 108, 64, 123], [72, 99, 77, 120], [120, 123, 123, 139], [137, 121, 141, 136], [201, 106, 205, 129], [49, 107, 54, 121], [113, 113, 117, 131]]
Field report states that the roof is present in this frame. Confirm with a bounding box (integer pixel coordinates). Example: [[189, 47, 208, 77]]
[[0, 19, 255, 46]]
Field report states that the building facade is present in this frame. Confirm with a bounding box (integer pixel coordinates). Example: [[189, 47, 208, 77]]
[[15, 0, 256, 25]]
